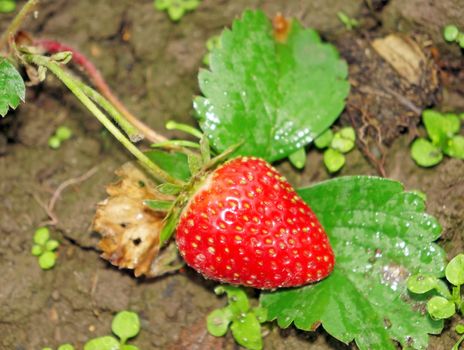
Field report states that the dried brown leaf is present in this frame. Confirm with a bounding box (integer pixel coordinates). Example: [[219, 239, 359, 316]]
[[372, 34, 426, 85], [93, 162, 182, 277]]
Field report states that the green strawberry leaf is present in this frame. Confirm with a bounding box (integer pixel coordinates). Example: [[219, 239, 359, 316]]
[[261, 176, 446, 350], [194, 10, 349, 162], [145, 150, 191, 181], [0, 58, 25, 117]]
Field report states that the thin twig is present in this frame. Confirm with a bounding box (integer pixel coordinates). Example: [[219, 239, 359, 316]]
[[33, 192, 58, 226], [33, 166, 99, 226], [48, 166, 99, 215], [0, 0, 39, 51]]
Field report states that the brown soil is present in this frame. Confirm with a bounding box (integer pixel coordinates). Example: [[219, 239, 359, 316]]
[[0, 0, 463, 349]]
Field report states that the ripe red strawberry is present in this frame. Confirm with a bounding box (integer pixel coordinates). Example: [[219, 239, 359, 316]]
[[175, 157, 335, 289]]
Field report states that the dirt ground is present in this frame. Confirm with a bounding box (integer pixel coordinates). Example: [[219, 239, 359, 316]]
[[0, 0, 463, 349]]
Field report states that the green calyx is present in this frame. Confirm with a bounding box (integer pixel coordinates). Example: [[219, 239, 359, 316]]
[[146, 133, 244, 245]]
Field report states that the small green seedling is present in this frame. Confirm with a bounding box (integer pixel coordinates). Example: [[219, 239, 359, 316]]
[[31, 227, 59, 270], [443, 25, 464, 49], [407, 254, 464, 349], [154, 0, 200, 21], [411, 110, 464, 167], [203, 35, 220, 66], [207, 285, 267, 350], [337, 11, 359, 30], [313, 126, 356, 173], [0, 0, 15, 13], [48, 125, 73, 149], [84, 310, 141, 350]]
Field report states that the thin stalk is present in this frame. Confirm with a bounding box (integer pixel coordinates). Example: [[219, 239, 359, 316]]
[[73, 79, 142, 142], [166, 120, 203, 139], [151, 140, 200, 149], [73, 74, 197, 156], [25, 54, 184, 186], [0, 0, 39, 50], [34, 38, 167, 143]]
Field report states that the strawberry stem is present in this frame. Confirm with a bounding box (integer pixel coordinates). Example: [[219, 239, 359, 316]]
[[23, 53, 185, 186], [72, 77, 143, 142], [34, 38, 168, 143]]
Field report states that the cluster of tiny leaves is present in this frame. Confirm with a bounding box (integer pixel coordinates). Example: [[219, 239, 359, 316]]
[[194, 10, 349, 163], [207, 286, 267, 350], [314, 126, 356, 173], [31, 227, 59, 270], [48, 125, 73, 149], [408, 254, 464, 350], [443, 25, 464, 48], [261, 176, 445, 350], [0, 58, 25, 117], [411, 110, 464, 167]]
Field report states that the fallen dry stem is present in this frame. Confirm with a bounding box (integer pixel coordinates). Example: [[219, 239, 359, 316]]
[[34, 166, 99, 226]]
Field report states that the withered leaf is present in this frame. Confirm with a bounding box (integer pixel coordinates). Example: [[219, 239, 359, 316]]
[[372, 34, 427, 86], [93, 162, 183, 277]]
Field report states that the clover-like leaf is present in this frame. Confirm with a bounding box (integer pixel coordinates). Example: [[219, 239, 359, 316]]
[[112, 311, 140, 344], [444, 135, 464, 159], [194, 10, 349, 162], [215, 285, 249, 315], [422, 110, 460, 147], [230, 312, 263, 350], [407, 274, 440, 294], [84, 336, 120, 350], [445, 254, 464, 286], [323, 148, 345, 173], [0, 58, 25, 117], [38, 251, 57, 270], [314, 129, 334, 149], [207, 308, 233, 337], [411, 138, 443, 167], [427, 296, 455, 320], [261, 176, 446, 350]]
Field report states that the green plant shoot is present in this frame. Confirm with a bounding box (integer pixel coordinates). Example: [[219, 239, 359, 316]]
[[407, 254, 464, 350], [411, 110, 464, 167], [207, 286, 267, 350], [84, 310, 141, 350]]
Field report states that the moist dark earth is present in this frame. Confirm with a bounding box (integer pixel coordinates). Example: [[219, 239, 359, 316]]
[[1, 0, 463, 349]]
